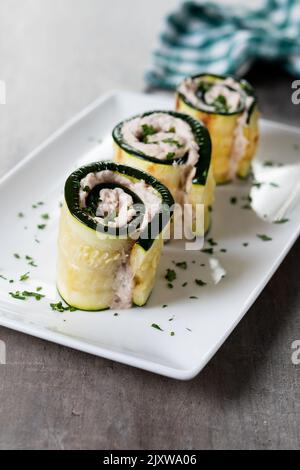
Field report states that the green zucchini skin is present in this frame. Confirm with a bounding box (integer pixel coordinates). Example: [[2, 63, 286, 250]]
[[64, 160, 174, 251], [112, 110, 212, 187], [57, 286, 109, 312], [176, 73, 257, 123]]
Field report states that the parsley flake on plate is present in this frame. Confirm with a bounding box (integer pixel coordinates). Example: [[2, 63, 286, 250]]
[[175, 261, 187, 270], [165, 269, 176, 283], [257, 234, 272, 242], [274, 219, 289, 224], [151, 323, 163, 332], [50, 301, 77, 312], [10, 290, 45, 301]]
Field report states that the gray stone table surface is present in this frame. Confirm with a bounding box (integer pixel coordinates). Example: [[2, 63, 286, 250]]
[[0, 0, 300, 450]]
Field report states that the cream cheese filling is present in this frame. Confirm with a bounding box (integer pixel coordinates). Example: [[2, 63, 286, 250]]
[[178, 77, 243, 114], [121, 113, 199, 166]]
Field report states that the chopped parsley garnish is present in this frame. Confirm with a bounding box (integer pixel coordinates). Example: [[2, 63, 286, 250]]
[[243, 242, 249, 247], [162, 304, 168, 308], [175, 261, 187, 270], [195, 279, 207, 287], [14, 253, 21, 259], [18, 212, 24, 218], [165, 269, 176, 283], [242, 204, 251, 210], [201, 248, 214, 255], [189, 296, 198, 299], [220, 248, 227, 253], [168, 316, 175, 321], [9, 291, 26, 300], [25, 256, 37, 267], [213, 95, 229, 113], [36, 287, 43, 292], [167, 283, 174, 289], [257, 234, 272, 242], [22, 290, 45, 300], [37, 224, 46, 230], [151, 323, 163, 331], [182, 282, 188, 287], [253, 181, 263, 189], [32, 201, 44, 209], [162, 138, 183, 148], [230, 197, 238, 205], [41, 213, 50, 220], [83, 186, 91, 193], [10, 290, 45, 301], [0, 274, 7, 281], [168, 127, 176, 133], [263, 160, 284, 167], [269, 182, 279, 188], [170, 332, 175, 337], [141, 124, 156, 143], [274, 218, 289, 224], [19, 272, 30, 282], [50, 301, 77, 312], [207, 238, 217, 247], [114, 312, 119, 317], [166, 152, 175, 160], [186, 328, 192, 332]]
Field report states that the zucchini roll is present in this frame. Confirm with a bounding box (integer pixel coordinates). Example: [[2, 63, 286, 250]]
[[57, 161, 174, 311], [112, 111, 214, 235], [176, 74, 259, 183]]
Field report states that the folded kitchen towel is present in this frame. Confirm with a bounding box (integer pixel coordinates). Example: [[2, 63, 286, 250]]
[[146, 0, 300, 88]]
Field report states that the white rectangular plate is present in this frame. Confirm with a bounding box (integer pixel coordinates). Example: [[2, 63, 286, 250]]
[[0, 91, 299, 380]]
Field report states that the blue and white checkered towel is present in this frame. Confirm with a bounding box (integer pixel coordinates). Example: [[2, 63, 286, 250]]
[[146, 0, 300, 88]]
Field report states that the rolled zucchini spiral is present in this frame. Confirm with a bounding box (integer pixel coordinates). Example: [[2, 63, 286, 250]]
[[112, 110, 214, 235], [57, 161, 174, 310], [176, 74, 259, 183]]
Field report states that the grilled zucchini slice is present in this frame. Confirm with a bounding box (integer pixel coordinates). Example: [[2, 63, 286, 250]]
[[112, 110, 214, 235], [176, 74, 259, 183], [57, 161, 174, 310]]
